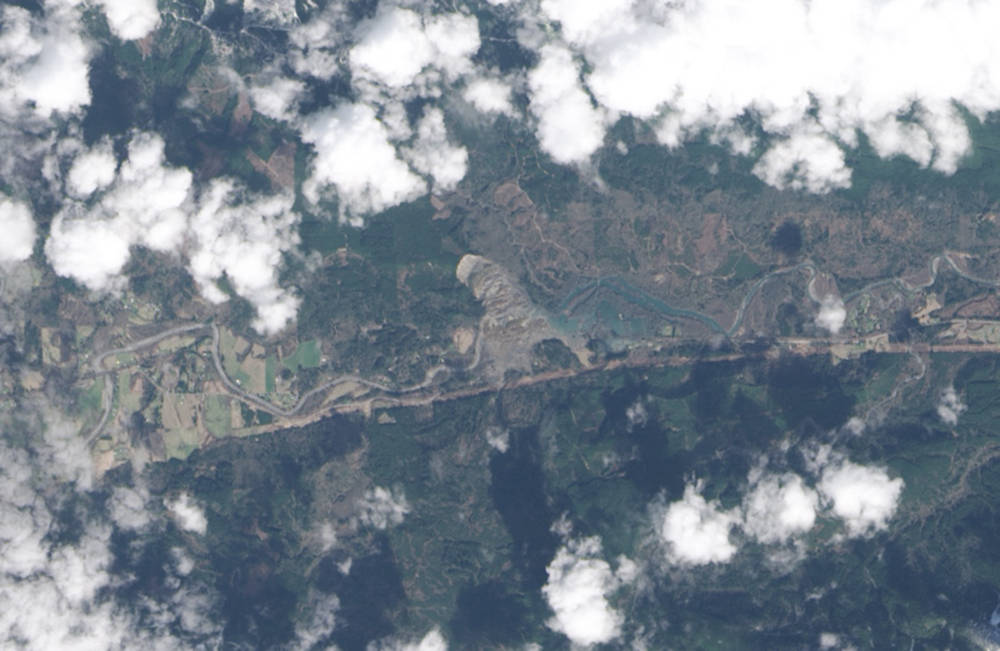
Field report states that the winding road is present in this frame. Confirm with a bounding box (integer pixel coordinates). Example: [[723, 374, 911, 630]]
[[84, 250, 1000, 446], [85, 323, 208, 445], [86, 322, 461, 444], [559, 251, 998, 338]]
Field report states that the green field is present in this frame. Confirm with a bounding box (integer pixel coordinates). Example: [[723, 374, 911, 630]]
[[282, 340, 321, 372]]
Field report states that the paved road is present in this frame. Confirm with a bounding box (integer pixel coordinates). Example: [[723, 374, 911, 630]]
[[560, 251, 999, 339], [84, 248, 1000, 445], [85, 323, 209, 445], [86, 322, 456, 444]]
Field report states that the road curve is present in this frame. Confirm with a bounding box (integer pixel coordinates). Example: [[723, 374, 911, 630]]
[[86, 322, 454, 445]]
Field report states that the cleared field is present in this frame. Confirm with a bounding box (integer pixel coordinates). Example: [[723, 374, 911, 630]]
[[282, 340, 321, 372]]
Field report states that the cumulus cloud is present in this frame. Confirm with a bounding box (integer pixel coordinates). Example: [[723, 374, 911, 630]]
[[742, 472, 819, 544], [403, 107, 469, 192], [187, 179, 301, 335], [514, 0, 1000, 191], [658, 484, 739, 565], [109, 484, 153, 531], [818, 460, 904, 537], [351, 8, 439, 89], [0, 404, 221, 648], [844, 417, 866, 436], [0, 196, 36, 263], [301, 103, 426, 220], [0, 501, 125, 649], [46, 132, 301, 334], [249, 75, 306, 122], [260, 4, 489, 222], [294, 590, 340, 650], [46, 214, 132, 291], [292, 4, 485, 221], [625, 398, 648, 431], [287, 5, 347, 79], [463, 77, 515, 115], [937, 385, 966, 426], [753, 124, 851, 193], [356, 486, 410, 530], [46, 132, 191, 291], [38, 409, 94, 490], [655, 454, 904, 565], [542, 536, 626, 647], [815, 295, 847, 334], [350, 6, 479, 94], [65, 138, 117, 198], [244, 0, 298, 26], [528, 44, 606, 164], [485, 427, 510, 453], [369, 627, 449, 651], [95, 0, 160, 41], [0, 4, 92, 119], [299, 99, 474, 222], [412, 629, 449, 651], [167, 493, 208, 535]]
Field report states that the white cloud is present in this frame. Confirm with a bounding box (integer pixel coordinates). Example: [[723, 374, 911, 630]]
[[517, 0, 1000, 191], [357, 486, 409, 530], [485, 427, 510, 453], [542, 536, 624, 647], [528, 44, 606, 164], [625, 398, 647, 431], [264, 6, 487, 221], [815, 294, 847, 334], [172, 547, 195, 576], [350, 7, 479, 92], [752, 124, 851, 193], [249, 75, 306, 122], [0, 196, 36, 262], [288, 6, 346, 79], [650, 455, 903, 563], [46, 132, 191, 291], [802, 442, 837, 476], [294, 590, 340, 650], [410, 628, 448, 651], [301, 103, 426, 220], [109, 485, 153, 531], [351, 8, 436, 89], [937, 385, 966, 426], [463, 77, 514, 115], [244, 0, 298, 26], [96, 0, 161, 41], [0, 4, 92, 119], [818, 460, 904, 537], [403, 107, 469, 192], [844, 417, 866, 436], [293, 6, 483, 219], [167, 493, 208, 535], [65, 138, 117, 198], [659, 484, 739, 565], [113, 132, 194, 252], [866, 115, 934, 168], [0, 404, 221, 649], [368, 627, 449, 651], [187, 179, 301, 335], [540, 0, 634, 46], [423, 12, 481, 80], [46, 133, 300, 334], [46, 212, 132, 291], [39, 409, 94, 490], [742, 473, 819, 544]]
